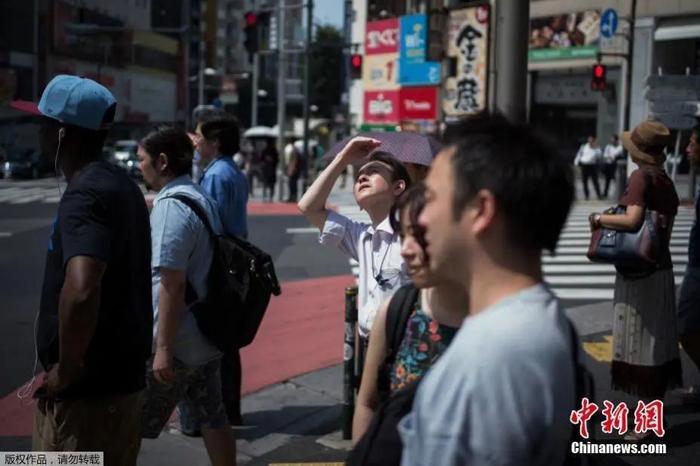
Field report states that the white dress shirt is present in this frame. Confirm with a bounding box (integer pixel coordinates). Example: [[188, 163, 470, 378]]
[[603, 143, 623, 164], [574, 143, 602, 165], [320, 210, 410, 336]]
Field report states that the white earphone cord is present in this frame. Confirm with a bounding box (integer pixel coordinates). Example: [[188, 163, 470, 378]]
[[17, 131, 63, 403]]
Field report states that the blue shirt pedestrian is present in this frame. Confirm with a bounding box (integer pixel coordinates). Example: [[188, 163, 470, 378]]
[[200, 155, 249, 238]]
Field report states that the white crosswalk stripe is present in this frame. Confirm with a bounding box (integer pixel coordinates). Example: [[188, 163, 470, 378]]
[[334, 200, 696, 303], [0, 180, 148, 204], [0, 184, 64, 204]]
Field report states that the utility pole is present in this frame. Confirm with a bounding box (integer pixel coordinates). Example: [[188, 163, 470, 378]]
[[32, 0, 39, 100], [493, 0, 529, 123], [302, 0, 314, 187], [251, 52, 259, 126], [622, 0, 637, 190], [276, 0, 286, 201], [624, 0, 637, 134]]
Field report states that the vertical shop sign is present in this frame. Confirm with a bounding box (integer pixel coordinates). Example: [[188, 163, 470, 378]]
[[442, 5, 490, 117]]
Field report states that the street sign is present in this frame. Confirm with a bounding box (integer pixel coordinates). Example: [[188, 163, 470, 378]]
[[600, 9, 618, 39], [650, 101, 700, 115], [645, 75, 700, 88], [650, 113, 697, 130], [645, 75, 700, 101]]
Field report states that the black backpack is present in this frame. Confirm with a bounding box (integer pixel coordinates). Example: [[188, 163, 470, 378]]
[[347, 284, 420, 466], [166, 194, 281, 351]]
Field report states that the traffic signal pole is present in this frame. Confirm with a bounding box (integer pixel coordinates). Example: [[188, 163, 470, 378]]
[[276, 0, 286, 201], [302, 0, 314, 190], [597, 0, 636, 196], [252, 52, 259, 127], [494, 0, 530, 123]]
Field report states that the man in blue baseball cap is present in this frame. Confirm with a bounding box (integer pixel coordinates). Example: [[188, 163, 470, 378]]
[[13, 75, 153, 465]]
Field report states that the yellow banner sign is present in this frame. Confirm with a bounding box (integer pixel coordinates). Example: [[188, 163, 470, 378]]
[[362, 53, 400, 91]]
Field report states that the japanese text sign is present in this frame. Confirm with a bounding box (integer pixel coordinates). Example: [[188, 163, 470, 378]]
[[364, 90, 400, 124], [399, 87, 438, 121], [442, 5, 490, 117], [362, 53, 400, 91], [400, 14, 427, 64], [366, 18, 399, 55]]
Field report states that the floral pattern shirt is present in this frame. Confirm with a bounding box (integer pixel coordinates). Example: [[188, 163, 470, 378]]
[[390, 300, 458, 392]]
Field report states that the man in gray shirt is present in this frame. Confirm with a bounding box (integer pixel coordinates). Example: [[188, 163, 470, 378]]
[[400, 114, 578, 465]]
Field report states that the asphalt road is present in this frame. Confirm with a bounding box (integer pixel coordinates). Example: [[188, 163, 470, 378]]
[[0, 199, 350, 399]]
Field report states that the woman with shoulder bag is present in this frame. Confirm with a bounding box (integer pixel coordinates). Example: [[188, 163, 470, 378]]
[[588, 120, 682, 441]]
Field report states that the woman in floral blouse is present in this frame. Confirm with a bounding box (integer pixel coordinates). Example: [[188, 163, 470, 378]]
[[352, 183, 468, 443]]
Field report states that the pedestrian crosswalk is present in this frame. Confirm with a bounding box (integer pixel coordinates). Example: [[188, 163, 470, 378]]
[[0, 184, 65, 204], [0, 180, 149, 204], [338, 203, 696, 303]]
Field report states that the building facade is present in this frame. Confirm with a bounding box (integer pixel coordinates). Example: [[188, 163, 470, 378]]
[[348, 0, 700, 165]]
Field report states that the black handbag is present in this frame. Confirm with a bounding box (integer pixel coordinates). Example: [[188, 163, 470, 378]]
[[586, 174, 670, 270]]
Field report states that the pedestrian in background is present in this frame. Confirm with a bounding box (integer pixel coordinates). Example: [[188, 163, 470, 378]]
[[15, 75, 152, 465], [195, 115, 248, 427], [676, 124, 700, 405], [588, 120, 682, 440], [191, 108, 225, 184], [602, 134, 623, 198], [188, 132, 203, 183], [285, 137, 302, 202], [401, 113, 577, 466], [575, 135, 603, 200], [137, 126, 237, 466], [261, 139, 279, 202], [298, 138, 412, 354], [352, 183, 466, 445]]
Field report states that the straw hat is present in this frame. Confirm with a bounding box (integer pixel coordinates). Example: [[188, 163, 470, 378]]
[[620, 120, 671, 166]]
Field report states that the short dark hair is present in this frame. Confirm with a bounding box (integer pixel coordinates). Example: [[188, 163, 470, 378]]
[[444, 112, 574, 254], [692, 124, 700, 138], [141, 126, 193, 177], [390, 183, 428, 252], [195, 107, 225, 127], [200, 116, 240, 155], [368, 151, 412, 190]]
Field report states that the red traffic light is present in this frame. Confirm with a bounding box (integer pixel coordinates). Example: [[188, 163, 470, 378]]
[[593, 64, 605, 78], [591, 64, 607, 91], [350, 54, 363, 79], [245, 12, 258, 27]]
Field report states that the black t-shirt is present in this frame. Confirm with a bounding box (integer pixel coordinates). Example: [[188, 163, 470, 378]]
[[37, 160, 153, 398]]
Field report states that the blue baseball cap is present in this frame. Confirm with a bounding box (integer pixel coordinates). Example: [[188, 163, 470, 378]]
[[11, 75, 117, 130]]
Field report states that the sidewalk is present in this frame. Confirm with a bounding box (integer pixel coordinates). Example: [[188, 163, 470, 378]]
[[138, 296, 700, 465], [138, 366, 349, 466], [138, 177, 700, 464]]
